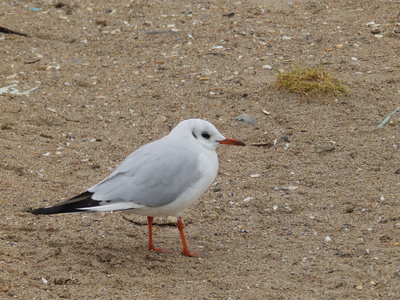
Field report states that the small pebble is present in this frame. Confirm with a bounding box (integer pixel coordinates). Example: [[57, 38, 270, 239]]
[[262, 65, 272, 70], [371, 28, 381, 34], [281, 186, 298, 191], [250, 174, 261, 178], [152, 116, 167, 126], [261, 109, 270, 115], [243, 197, 253, 202], [315, 145, 335, 152], [235, 114, 257, 125], [47, 107, 57, 113], [325, 236, 332, 242], [266, 251, 281, 259], [111, 29, 121, 35], [95, 18, 107, 26], [73, 58, 84, 64]]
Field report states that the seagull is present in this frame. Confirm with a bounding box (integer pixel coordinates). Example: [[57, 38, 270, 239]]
[[32, 119, 245, 257]]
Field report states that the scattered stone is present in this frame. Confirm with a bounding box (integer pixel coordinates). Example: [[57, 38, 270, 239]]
[[281, 186, 298, 191], [24, 58, 40, 64], [152, 116, 167, 126], [394, 169, 400, 174], [262, 64, 272, 70], [265, 251, 281, 260], [110, 29, 121, 35], [243, 197, 253, 202], [5, 104, 21, 113], [371, 28, 381, 34], [315, 145, 335, 152], [95, 18, 107, 26], [282, 36, 292, 40], [73, 58, 84, 64], [261, 109, 270, 115], [325, 236, 332, 242], [47, 107, 57, 113], [235, 114, 256, 125], [223, 12, 235, 18], [250, 174, 261, 178]]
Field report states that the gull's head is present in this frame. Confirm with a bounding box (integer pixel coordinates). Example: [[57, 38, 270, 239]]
[[173, 119, 245, 151]]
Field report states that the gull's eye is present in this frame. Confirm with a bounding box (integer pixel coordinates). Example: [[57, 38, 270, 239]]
[[201, 131, 211, 139]]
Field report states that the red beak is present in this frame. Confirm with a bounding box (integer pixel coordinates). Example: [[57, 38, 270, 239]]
[[218, 138, 245, 146]]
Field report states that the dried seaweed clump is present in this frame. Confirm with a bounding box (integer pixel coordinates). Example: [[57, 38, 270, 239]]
[[276, 63, 347, 97]]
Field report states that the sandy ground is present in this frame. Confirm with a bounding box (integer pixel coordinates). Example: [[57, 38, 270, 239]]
[[1, 0, 400, 298]]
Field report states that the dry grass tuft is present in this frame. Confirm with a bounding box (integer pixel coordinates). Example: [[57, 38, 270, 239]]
[[276, 63, 347, 97]]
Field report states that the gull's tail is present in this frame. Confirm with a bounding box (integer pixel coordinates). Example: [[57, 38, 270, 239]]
[[31, 191, 99, 215]]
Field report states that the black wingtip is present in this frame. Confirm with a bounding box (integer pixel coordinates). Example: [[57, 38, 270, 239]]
[[31, 191, 99, 215]]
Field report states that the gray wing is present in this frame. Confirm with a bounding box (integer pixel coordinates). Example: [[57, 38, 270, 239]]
[[88, 140, 202, 207]]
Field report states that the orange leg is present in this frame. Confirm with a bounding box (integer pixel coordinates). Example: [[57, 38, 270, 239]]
[[147, 216, 169, 253], [177, 216, 205, 257]]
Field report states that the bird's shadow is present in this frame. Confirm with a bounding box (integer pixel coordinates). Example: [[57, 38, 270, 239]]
[[121, 215, 177, 227]]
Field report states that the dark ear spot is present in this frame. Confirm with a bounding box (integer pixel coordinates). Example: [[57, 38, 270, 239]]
[[192, 132, 197, 139]]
